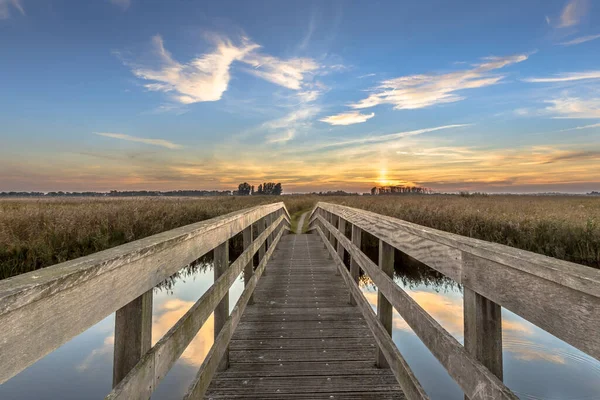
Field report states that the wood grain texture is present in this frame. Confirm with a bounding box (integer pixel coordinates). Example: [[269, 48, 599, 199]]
[[317, 215, 518, 400], [184, 222, 286, 400], [377, 240, 394, 369], [315, 227, 428, 400], [214, 240, 230, 372], [112, 290, 153, 388], [105, 215, 285, 400], [242, 225, 254, 306], [0, 203, 288, 384], [314, 203, 600, 361], [349, 224, 362, 306], [204, 233, 407, 400]]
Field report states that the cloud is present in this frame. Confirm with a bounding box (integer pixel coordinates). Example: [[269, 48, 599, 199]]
[[545, 97, 600, 118], [95, 132, 183, 149], [316, 124, 471, 149], [297, 90, 321, 102], [0, 0, 24, 19], [523, 71, 600, 83], [127, 35, 259, 104], [262, 107, 320, 143], [559, 33, 600, 46], [320, 111, 375, 126], [109, 0, 130, 10], [350, 54, 529, 110], [558, 0, 589, 28], [558, 122, 600, 131], [241, 53, 320, 90]]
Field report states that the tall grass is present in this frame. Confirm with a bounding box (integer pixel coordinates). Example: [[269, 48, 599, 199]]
[[321, 195, 600, 269], [2, 194, 599, 279]]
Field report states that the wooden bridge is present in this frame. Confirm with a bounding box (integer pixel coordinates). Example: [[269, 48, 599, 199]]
[[1, 202, 599, 399]]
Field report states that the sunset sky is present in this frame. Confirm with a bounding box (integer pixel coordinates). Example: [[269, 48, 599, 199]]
[[1, 0, 599, 193]]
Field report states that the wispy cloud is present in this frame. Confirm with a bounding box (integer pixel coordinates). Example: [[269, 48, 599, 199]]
[[559, 33, 600, 46], [95, 132, 183, 149], [0, 0, 24, 19], [320, 111, 375, 126], [263, 107, 320, 143], [558, 0, 589, 28], [349, 54, 529, 110], [523, 71, 600, 83], [109, 0, 130, 11], [316, 124, 471, 149], [545, 97, 600, 119], [242, 54, 319, 90], [125, 35, 259, 104], [558, 122, 600, 132]]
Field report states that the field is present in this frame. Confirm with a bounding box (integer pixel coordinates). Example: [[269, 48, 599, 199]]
[[1, 194, 599, 279]]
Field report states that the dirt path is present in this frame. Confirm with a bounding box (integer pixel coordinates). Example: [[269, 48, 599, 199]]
[[295, 211, 309, 234]]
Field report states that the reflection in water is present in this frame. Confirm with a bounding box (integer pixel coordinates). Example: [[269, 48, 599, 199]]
[[359, 252, 600, 400], [2, 241, 600, 399]]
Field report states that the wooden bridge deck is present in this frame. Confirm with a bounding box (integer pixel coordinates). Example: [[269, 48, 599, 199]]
[[205, 234, 405, 399]]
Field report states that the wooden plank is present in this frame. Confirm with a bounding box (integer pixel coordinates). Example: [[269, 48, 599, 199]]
[[243, 225, 254, 306], [206, 233, 406, 400], [112, 290, 153, 388], [105, 215, 285, 400], [183, 223, 285, 400], [214, 240, 230, 372], [349, 224, 361, 306], [377, 240, 394, 368], [318, 217, 517, 400], [317, 203, 600, 361], [0, 203, 287, 384], [315, 226, 429, 400], [464, 287, 503, 400]]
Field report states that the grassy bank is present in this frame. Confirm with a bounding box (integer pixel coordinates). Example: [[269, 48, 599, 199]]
[[322, 195, 600, 269], [2, 194, 599, 279]]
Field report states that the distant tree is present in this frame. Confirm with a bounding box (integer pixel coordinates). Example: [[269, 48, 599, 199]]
[[257, 184, 263, 194], [273, 183, 282, 195], [237, 182, 252, 196], [254, 182, 282, 195], [251, 185, 255, 195]]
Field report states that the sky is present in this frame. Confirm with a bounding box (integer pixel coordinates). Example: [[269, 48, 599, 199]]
[[1, 0, 599, 193]]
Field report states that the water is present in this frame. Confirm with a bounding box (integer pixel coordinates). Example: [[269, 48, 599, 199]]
[[1, 251, 599, 399]]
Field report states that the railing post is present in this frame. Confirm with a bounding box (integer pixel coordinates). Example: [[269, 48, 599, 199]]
[[336, 218, 346, 275], [349, 224, 361, 305], [113, 289, 153, 388], [377, 240, 394, 368], [330, 214, 338, 249], [214, 240, 229, 371], [463, 287, 503, 399], [243, 224, 254, 306], [257, 217, 266, 276]]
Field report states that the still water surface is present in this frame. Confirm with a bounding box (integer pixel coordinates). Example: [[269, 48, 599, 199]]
[[1, 255, 599, 399]]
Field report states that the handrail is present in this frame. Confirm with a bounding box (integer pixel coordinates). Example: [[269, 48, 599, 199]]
[[309, 202, 600, 399], [0, 202, 290, 386], [314, 225, 430, 400]]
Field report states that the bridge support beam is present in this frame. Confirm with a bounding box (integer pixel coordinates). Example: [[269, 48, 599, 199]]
[[463, 287, 503, 398], [243, 225, 254, 306], [377, 240, 394, 368], [336, 218, 347, 271], [349, 224, 361, 305], [113, 289, 153, 388], [214, 240, 230, 371], [257, 217, 266, 276]]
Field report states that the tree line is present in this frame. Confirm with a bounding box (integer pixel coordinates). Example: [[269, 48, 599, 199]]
[[236, 182, 283, 196]]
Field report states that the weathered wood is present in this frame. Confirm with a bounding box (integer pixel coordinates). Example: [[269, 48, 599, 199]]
[[464, 287, 503, 400], [105, 216, 283, 400], [316, 202, 600, 361], [318, 215, 518, 400], [377, 240, 394, 368], [243, 225, 254, 306], [315, 226, 428, 400], [0, 203, 287, 384], [257, 217, 266, 274], [183, 223, 285, 400], [349, 224, 361, 306], [214, 240, 230, 372], [335, 218, 346, 276], [112, 290, 153, 388]]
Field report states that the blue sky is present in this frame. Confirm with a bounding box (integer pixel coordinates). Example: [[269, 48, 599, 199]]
[[1, 0, 599, 193]]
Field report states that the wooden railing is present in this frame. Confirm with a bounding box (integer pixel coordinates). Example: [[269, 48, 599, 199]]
[[0, 202, 290, 399], [308, 202, 600, 400]]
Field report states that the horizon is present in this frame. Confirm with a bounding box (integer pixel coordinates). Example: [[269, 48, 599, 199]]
[[1, 0, 600, 193]]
